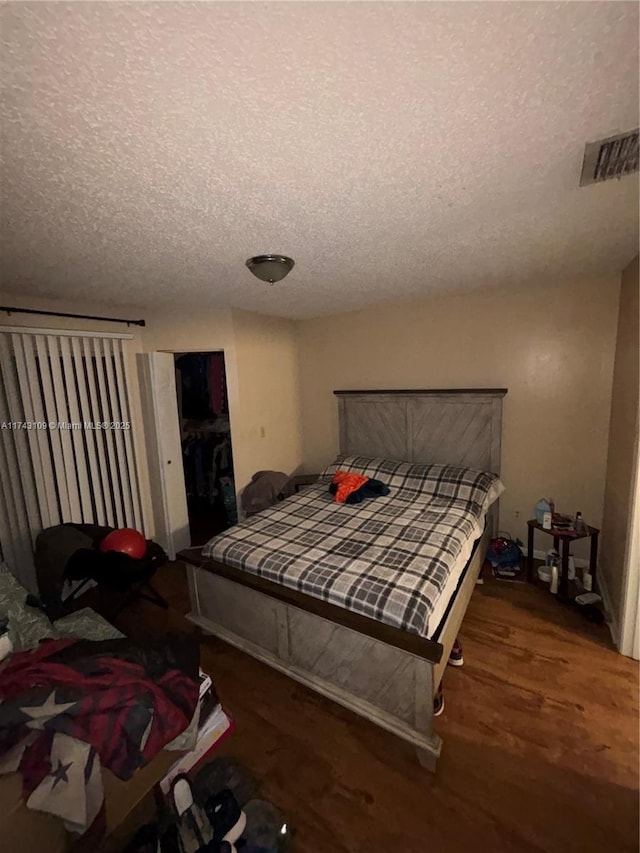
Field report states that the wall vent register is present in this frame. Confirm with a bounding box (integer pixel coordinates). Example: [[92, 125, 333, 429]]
[[580, 128, 639, 186]]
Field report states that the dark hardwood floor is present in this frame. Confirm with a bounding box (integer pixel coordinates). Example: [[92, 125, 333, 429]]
[[113, 564, 639, 853]]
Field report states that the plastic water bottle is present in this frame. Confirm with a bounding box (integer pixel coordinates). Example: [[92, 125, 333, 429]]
[[535, 499, 551, 525], [574, 512, 587, 534]]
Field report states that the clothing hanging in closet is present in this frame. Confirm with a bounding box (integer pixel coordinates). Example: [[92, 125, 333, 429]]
[[176, 353, 227, 420], [181, 430, 231, 503]]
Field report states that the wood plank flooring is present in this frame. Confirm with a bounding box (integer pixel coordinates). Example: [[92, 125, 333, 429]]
[[113, 564, 639, 853]]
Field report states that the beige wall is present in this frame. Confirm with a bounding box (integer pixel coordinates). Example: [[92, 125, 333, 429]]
[[231, 309, 303, 489], [600, 255, 639, 630], [296, 275, 620, 554]]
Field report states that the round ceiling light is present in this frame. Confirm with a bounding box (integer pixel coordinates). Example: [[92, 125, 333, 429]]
[[245, 254, 295, 284]]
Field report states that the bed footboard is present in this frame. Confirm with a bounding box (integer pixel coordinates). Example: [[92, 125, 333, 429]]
[[186, 564, 445, 768], [183, 525, 489, 772]]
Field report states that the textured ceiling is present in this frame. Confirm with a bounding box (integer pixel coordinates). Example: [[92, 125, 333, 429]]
[[1, 2, 638, 319]]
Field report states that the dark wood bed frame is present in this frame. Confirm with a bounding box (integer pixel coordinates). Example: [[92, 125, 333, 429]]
[[179, 389, 507, 770]]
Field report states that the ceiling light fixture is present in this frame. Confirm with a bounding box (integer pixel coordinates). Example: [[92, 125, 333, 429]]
[[245, 254, 295, 284]]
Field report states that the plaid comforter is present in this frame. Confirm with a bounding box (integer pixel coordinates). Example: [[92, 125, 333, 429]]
[[203, 456, 503, 639]]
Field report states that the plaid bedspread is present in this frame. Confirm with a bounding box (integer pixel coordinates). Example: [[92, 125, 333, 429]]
[[203, 456, 503, 639]]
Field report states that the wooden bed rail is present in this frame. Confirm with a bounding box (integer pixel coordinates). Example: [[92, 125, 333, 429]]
[[178, 549, 444, 664]]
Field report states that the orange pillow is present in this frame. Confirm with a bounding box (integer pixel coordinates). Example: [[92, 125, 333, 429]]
[[331, 470, 369, 503]]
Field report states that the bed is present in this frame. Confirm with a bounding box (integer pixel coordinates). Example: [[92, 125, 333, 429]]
[[180, 389, 507, 770]]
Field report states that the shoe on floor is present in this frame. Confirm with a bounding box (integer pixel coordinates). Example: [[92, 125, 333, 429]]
[[170, 774, 212, 853], [171, 775, 195, 817], [448, 639, 464, 667], [205, 788, 246, 844], [433, 687, 445, 717]]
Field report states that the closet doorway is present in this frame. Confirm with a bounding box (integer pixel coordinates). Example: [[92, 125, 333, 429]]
[[174, 351, 237, 546]]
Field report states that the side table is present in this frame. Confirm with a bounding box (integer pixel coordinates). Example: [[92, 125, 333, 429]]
[[292, 473, 320, 493], [526, 519, 599, 600]]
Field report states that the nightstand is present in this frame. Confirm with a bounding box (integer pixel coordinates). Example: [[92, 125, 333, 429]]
[[292, 473, 320, 493], [526, 518, 599, 600]]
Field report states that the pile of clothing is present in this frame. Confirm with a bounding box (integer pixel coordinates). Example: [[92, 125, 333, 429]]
[[486, 534, 523, 580], [0, 633, 200, 833], [241, 471, 295, 516], [34, 523, 167, 619], [329, 470, 390, 504]]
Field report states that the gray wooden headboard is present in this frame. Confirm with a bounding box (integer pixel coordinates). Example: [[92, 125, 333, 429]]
[[334, 388, 507, 534]]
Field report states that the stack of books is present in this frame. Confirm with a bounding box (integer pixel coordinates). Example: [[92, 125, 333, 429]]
[[552, 514, 575, 533], [197, 669, 219, 727]]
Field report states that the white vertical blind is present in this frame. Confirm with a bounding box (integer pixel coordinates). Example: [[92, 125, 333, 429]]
[[43, 334, 79, 519], [71, 336, 108, 525], [81, 336, 114, 525], [91, 336, 125, 528], [11, 334, 60, 526], [0, 338, 43, 536], [60, 336, 94, 523], [35, 334, 70, 522], [0, 328, 144, 590], [0, 368, 37, 583], [112, 341, 144, 532]]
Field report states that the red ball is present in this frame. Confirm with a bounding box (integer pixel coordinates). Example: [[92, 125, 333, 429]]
[[99, 528, 147, 559]]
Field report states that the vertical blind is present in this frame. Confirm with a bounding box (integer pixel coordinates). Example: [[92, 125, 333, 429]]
[[0, 328, 146, 590]]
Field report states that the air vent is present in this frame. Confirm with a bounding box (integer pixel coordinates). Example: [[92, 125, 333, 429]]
[[580, 128, 639, 186]]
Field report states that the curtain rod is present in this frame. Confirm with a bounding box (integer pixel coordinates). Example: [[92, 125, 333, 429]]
[[0, 306, 146, 327]]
